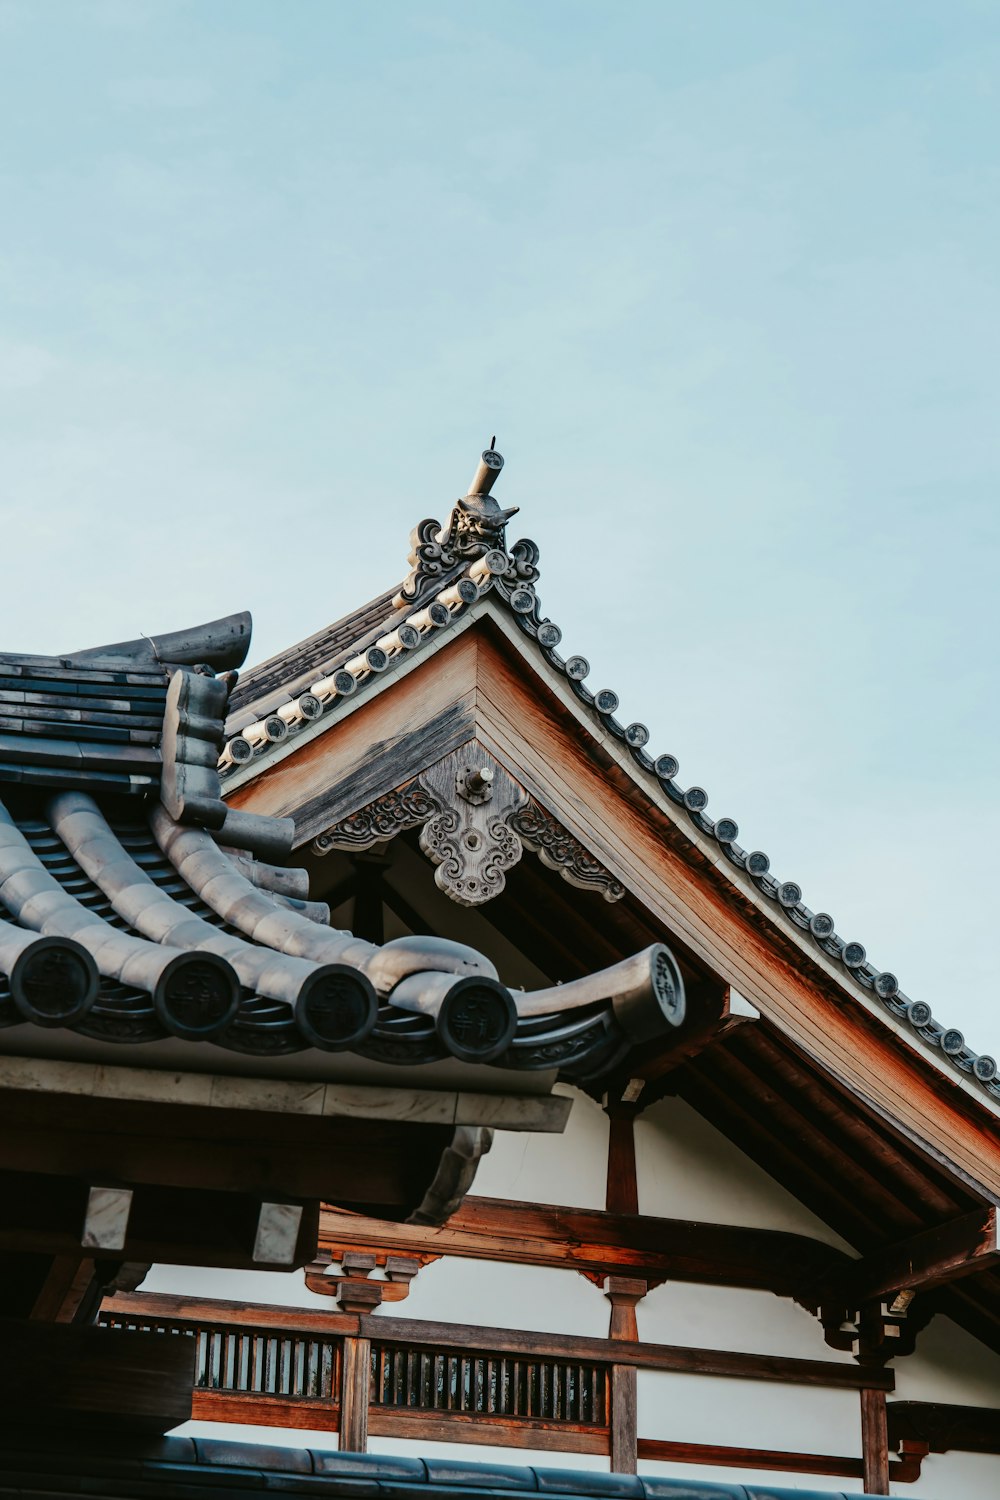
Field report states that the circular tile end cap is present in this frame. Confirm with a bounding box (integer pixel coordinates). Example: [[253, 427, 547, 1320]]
[[154, 951, 241, 1040], [11, 936, 99, 1027], [436, 977, 517, 1064], [297, 965, 378, 1051]]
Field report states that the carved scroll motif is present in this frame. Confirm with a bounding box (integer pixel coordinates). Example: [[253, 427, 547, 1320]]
[[311, 783, 437, 855], [417, 751, 528, 908], [309, 748, 624, 907], [510, 802, 626, 903], [393, 496, 522, 609]]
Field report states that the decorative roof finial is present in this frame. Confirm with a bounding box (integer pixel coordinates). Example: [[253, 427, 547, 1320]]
[[392, 444, 532, 610], [467, 441, 505, 498]]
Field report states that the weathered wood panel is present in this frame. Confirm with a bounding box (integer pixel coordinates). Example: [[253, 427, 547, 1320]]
[[228, 633, 481, 842], [466, 625, 1000, 1196]]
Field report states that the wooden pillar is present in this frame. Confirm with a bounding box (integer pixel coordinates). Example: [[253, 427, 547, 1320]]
[[605, 1110, 639, 1216], [860, 1386, 890, 1495], [610, 1363, 638, 1475], [605, 1107, 642, 1475], [605, 1276, 644, 1474], [339, 1334, 371, 1453]]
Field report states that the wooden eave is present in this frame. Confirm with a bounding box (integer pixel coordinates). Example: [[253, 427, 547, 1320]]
[[228, 601, 1000, 1166], [225, 600, 1000, 1352]]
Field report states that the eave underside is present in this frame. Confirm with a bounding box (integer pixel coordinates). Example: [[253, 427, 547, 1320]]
[[227, 618, 1000, 1356], [496, 855, 1000, 1356], [264, 796, 1000, 1356]]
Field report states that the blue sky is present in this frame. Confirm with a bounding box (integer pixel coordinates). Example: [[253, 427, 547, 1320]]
[[1, 1, 998, 1052]]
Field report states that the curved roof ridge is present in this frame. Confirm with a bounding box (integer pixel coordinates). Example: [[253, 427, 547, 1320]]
[[218, 477, 999, 1106]]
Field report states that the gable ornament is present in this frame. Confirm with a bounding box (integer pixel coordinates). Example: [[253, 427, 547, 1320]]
[[311, 747, 626, 908]]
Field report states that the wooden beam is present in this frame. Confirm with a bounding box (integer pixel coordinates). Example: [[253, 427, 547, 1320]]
[[319, 1195, 848, 1298], [695, 1046, 920, 1239], [367, 1407, 609, 1453], [0, 1171, 321, 1273], [606, 1276, 646, 1342], [679, 1065, 896, 1247], [363, 1314, 895, 1390], [739, 1027, 964, 1221], [637, 1437, 864, 1479], [103, 1290, 360, 1337], [639, 1437, 921, 1483], [193, 1391, 339, 1432], [0, 1095, 453, 1209], [822, 1208, 1000, 1306]]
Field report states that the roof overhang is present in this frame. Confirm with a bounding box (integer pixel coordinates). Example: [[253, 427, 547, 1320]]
[[225, 595, 1000, 1140]]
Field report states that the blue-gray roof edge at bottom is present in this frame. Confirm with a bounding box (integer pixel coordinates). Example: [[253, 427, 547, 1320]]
[[0, 1434, 902, 1500]]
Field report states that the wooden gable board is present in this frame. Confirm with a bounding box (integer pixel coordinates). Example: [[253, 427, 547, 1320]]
[[228, 603, 1000, 1191]]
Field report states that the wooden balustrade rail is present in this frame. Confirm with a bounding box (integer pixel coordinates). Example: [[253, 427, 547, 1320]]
[[100, 1292, 931, 1485]]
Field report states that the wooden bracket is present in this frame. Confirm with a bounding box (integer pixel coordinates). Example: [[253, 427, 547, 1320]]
[[306, 1248, 431, 1312], [819, 1293, 935, 1363], [605, 1276, 648, 1342]]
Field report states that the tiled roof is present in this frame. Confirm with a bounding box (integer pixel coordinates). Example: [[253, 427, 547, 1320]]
[[228, 587, 401, 716], [221, 453, 999, 1104], [0, 612, 682, 1075], [0, 1434, 877, 1500]]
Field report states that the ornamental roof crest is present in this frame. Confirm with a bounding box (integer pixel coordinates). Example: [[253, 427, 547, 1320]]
[[393, 444, 539, 611]]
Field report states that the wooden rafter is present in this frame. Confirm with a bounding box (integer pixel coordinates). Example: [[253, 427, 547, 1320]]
[[821, 1208, 1000, 1306]]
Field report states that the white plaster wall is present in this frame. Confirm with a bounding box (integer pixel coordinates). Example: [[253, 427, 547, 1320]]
[[469, 1085, 609, 1210], [887, 1314, 1000, 1499], [148, 1256, 608, 1337], [891, 1313, 1000, 1406], [892, 1452, 1000, 1499], [635, 1460, 856, 1494], [634, 1094, 854, 1250], [150, 1089, 1000, 1495], [638, 1370, 861, 1492], [638, 1278, 855, 1361], [383, 1255, 609, 1336]]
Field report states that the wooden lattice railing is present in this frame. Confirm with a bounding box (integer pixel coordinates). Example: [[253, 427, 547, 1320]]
[[195, 1324, 338, 1402], [103, 1312, 605, 1427], [370, 1339, 607, 1426], [100, 1293, 927, 1482]]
